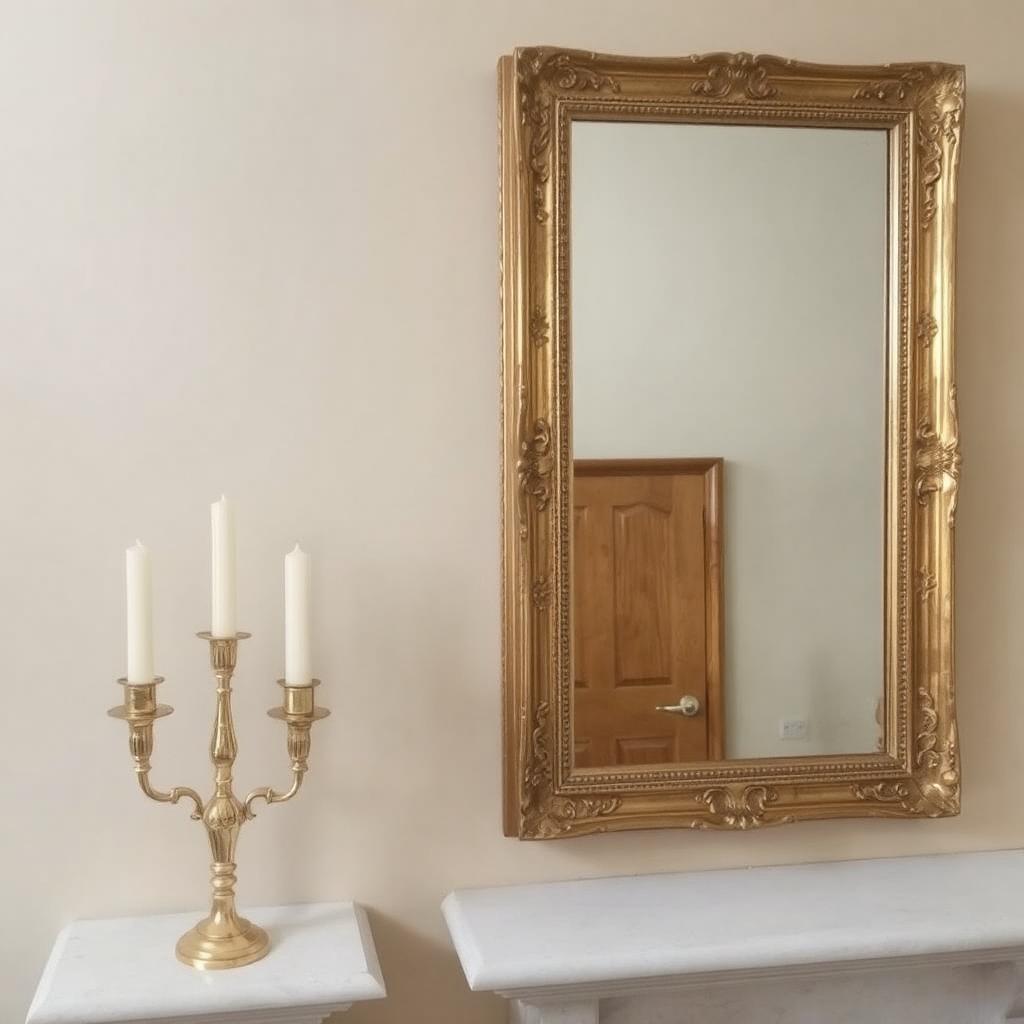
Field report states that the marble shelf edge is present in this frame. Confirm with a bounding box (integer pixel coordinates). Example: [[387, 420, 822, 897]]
[[26, 901, 386, 1024], [442, 849, 1024, 996], [485, 946, 1024, 1002]]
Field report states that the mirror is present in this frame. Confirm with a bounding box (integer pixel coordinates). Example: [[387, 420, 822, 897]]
[[500, 49, 964, 836], [570, 122, 886, 764]]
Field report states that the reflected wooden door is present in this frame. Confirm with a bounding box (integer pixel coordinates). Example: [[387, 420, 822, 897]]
[[572, 459, 723, 767]]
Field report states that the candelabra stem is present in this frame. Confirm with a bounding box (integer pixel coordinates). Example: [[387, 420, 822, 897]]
[[175, 633, 269, 970]]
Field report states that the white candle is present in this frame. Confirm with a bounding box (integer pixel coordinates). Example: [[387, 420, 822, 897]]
[[211, 495, 237, 638], [284, 544, 312, 685], [126, 540, 154, 683]]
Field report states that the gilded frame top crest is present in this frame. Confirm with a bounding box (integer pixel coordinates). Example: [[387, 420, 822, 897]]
[[499, 48, 964, 838]]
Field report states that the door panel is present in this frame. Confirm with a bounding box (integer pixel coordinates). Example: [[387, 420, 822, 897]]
[[572, 459, 723, 767], [613, 502, 673, 686]]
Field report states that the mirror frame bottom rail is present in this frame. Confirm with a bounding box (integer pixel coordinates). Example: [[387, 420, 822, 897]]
[[499, 48, 964, 838]]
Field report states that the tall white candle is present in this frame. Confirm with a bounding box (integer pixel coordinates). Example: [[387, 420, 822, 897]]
[[211, 495, 237, 638], [126, 540, 154, 683], [284, 544, 312, 685]]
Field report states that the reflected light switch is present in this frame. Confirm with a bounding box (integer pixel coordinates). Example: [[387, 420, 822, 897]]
[[779, 718, 809, 740]]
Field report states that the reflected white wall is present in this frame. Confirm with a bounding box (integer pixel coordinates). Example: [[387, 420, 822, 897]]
[[571, 121, 886, 758]]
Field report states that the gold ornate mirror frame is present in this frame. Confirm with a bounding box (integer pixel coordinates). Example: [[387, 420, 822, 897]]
[[499, 48, 964, 838]]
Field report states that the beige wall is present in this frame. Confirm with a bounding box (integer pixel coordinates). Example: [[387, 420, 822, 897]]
[[572, 121, 886, 758], [0, 2, 1018, 1023]]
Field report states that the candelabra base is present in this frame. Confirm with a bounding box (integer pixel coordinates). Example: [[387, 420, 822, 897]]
[[175, 912, 269, 971]]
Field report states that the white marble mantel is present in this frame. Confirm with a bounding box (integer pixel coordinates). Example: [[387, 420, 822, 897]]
[[443, 849, 1024, 1024], [26, 902, 385, 1024]]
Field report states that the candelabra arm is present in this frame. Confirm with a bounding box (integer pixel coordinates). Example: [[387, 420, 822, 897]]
[[137, 769, 205, 821], [243, 767, 305, 820]]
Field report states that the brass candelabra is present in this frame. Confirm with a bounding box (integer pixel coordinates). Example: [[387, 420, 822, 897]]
[[108, 631, 329, 970]]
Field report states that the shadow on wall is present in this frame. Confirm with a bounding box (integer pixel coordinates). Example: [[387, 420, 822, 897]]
[[340, 908, 498, 1024], [953, 85, 1024, 826]]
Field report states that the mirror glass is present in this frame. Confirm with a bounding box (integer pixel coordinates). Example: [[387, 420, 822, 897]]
[[570, 120, 887, 765]]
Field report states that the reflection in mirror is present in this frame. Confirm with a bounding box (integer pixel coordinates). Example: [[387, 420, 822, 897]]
[[570, 121, 887, 765]]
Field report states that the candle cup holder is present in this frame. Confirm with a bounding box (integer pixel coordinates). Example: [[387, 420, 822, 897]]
[[108, 632, 330, 970]]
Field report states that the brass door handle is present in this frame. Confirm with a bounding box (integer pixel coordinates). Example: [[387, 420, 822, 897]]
[[656, 695, 702, 717]]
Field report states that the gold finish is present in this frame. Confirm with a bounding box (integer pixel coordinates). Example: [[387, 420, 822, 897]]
[[246, 680, 329, 818], [109, 679, 203, 819], [498, 48, 964, 837], [108, 633, 330, 967]]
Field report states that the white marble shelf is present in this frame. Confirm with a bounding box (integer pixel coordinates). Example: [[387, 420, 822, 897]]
[[27, 902, 385, 1024], [443, 849, 1024, 999]]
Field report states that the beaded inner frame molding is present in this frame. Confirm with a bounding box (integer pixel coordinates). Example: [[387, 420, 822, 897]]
[[498, 48, 964, 838]]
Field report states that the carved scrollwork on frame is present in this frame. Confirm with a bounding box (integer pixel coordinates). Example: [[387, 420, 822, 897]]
[[521, 702, 620, 838], [916, 567, 937, 603], [529, 309, 550, 347], [915, 687, 942, 769], [517, 49, 619, 223], [500, 48, 963, 838], [854, 65, 965, 229], [515, 386, 553, 540], [518, 418, 552, 510], [852, 779, 913, 807], [530, 576, 552, 610], [522, 700, 551, 795], [916, 386, 961, 526], [916, 313, 939, 348], [531, 795, 622, 839], [916, 69, 964, 227], [690, 52, 780, 100], [853, 70, 926, 103], [853, 721, 959, 817], [690, 786, 792, 830], [852, 646, 960, 818], [919, 719, 960, 815]]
